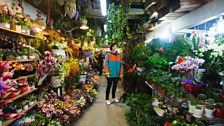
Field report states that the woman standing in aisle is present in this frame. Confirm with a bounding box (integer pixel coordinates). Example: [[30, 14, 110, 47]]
[[104, 43, 123, 105]]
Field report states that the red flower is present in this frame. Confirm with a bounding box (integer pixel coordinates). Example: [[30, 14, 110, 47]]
[[177, 57, 185, 64], [159, 47, 164, 52]]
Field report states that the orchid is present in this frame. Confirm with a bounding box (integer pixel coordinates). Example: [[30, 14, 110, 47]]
[[172, 56, 205, 85]]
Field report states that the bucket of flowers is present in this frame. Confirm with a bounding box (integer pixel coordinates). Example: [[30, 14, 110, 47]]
[[172, 56, 205, 96]]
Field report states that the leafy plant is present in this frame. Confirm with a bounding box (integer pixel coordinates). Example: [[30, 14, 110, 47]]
[[195, 105, 202, 110], [187, 94, 197, 105]]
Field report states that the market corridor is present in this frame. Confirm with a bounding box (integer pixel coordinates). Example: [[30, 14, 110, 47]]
[[73, 76, 130, 126]]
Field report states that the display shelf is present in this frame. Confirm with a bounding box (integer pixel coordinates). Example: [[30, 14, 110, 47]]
[[145, 81, 224, 124], [2, 103, 37, 126], [0, 27, 36, 38], [10, 88, 37, 101], [9, 74, 36, 81], [0, 59, 39, 63]]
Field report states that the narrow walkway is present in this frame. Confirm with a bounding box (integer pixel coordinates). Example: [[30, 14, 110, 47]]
[[73, 76, 130, 126]]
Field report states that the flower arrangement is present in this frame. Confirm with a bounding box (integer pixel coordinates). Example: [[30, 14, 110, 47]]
[[172, 56, 205, 85]]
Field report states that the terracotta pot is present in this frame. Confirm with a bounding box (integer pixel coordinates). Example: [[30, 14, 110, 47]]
[[214, 108, 224, 118], [181, 84, 201, 96]]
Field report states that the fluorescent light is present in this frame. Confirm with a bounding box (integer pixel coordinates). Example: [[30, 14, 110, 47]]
[[80, 25, 89, 30], [104, 24, 107, 32], [100, 0, 107, 16]]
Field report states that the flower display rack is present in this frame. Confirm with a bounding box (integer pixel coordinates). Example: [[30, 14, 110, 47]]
[[145, 81, 224, 125], [9, 88, 37, 101], [0, 59, 39, 63], [9, 74, 36, 81], [2, 102, 37, 126], [0, 27, 36, 38]]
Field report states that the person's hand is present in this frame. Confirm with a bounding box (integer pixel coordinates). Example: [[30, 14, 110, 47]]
[[106, 74, 110, 78]]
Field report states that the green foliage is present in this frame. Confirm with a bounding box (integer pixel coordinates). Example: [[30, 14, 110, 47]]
[[106, 1, 130, 43], [125, 93, 159, 126], [207, 98, 215, 104], [144, 54, 168, 70], [187, 94, 197, 105], [123, 42, 150, 65], [148, 37, 192, 62], [198, 93, 207, 101]]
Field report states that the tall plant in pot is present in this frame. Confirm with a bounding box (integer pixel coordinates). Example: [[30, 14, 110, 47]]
[[187, 94, 197, 113], [172, 56, 205, 96], [204, 98, 215, 118]]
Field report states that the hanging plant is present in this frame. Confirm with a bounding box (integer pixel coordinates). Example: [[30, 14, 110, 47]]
[[106, 1, 130, 43]]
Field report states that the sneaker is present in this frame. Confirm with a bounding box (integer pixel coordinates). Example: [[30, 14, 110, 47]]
[[112, 98, 119, 103], [106, 100, 111, 105]]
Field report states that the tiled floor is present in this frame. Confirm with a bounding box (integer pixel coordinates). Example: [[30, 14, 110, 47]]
[[72, 76, 130, 126]]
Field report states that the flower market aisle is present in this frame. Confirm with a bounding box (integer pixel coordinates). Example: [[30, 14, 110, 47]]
[[73, 76, 130, 126]]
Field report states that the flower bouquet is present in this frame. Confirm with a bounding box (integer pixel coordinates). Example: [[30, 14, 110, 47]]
[[172, 56, 205, 96]]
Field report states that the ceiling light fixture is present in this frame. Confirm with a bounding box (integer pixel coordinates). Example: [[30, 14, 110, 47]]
[[100, 0, 107, 16], [80, 25, 89, 30]]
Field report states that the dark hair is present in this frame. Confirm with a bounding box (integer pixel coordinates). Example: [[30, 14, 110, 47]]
[[110, 43, 117, 51]]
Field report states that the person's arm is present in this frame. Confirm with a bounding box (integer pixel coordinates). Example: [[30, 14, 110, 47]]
[[120, 55, 123, 78], [104, 53, 110, 77]]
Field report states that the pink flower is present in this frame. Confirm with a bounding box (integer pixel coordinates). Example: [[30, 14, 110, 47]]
[[2, 70, 14, 81], [63, 115, 69, 120], [0, 61, 12, 72], [2, 5, 8, 14], [46, 112, 51, 118], [159, 47, 164, 52], [44, 51, 51, 57]]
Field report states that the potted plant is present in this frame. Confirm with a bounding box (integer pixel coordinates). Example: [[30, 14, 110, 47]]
[[16, 102, 23, 113], [172, 56, 205, 96], [28, 94, 38, 106], [193, 105, 204, 118], [204, 98, 215, 118], [187, 94, 197, 113], [214, 103, 224, 118], [22, 100, 29, 110]]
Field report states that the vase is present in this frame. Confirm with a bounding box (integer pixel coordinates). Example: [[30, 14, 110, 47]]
[[23, 104, 29, 110], [182, 84, 201, 96], [0, 22, 10, 29], [15, 25, 22, 33], [204, 108, 214, 118], [16, 108, 22, 113], [29, 101, 34, 106]]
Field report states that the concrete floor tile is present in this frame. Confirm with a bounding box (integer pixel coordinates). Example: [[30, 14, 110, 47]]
[[72, 77, 130, 126]]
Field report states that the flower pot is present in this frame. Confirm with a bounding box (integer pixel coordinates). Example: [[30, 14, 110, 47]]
[[16, 56, 22, 60], [22, 55, 28, 60], [0, 120, 2, 126], [16, 108, 22, 113], [15, 25, 22, 33], [0, 23, 10, 29], [205, 108, 214, 118], [214, 108, 224, 118], [182, 84, 201, 96], [29, 101, 34, 106], [188, 103, 195, 113], [23, 105, 29, 110], [193, 108, 204, 118], [21, 28, 26, 33]]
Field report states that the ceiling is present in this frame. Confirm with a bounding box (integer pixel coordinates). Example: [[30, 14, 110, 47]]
[[24, 0, 212, 35]]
